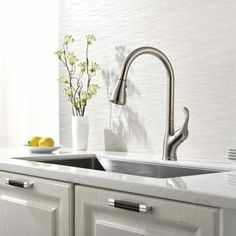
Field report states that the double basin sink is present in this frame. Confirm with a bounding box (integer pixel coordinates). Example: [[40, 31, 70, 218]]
[[36, 156, 223, 179]]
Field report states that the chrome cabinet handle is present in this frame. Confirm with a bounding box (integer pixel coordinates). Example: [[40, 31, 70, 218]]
[[5, 178, 33, 189], [108, 198, 152, 212]]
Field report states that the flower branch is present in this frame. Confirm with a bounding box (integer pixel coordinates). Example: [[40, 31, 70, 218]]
[[55, 34, 100, 116]]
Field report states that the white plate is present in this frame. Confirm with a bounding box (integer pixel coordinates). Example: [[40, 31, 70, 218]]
[[23, 145, 62, 153]]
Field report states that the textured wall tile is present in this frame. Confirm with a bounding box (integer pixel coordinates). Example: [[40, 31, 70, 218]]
[[59, 0, 236, 160]]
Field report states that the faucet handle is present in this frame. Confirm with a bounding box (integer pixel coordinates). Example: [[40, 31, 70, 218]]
[[182, 107, 189, 136], [164, 107, 189, 161], [174, 107, 189, 142]]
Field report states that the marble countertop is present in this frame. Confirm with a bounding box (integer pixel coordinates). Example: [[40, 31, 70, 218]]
[[1, 147, 236, 209]]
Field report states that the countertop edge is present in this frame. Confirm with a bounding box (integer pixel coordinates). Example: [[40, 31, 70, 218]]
[[0, 150, 236, 210]]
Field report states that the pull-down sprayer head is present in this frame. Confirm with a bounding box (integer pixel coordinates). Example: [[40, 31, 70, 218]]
[[110, 79, 127, 105]]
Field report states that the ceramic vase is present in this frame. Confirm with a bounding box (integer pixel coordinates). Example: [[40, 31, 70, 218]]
[[72, 116, 89, 150]]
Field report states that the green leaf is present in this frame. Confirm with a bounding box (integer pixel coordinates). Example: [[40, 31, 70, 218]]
[[63, 35, 74, 45], [59, 76, 69, 84], [66, 52, 78, 65], [64, 87, 73, 97], [54, 49, 63, 59], [86, 34, 96, 45], [89, 61, 100, 74], [78, 61, 87, 72]]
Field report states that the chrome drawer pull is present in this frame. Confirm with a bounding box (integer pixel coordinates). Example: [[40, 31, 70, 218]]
[[5, 178, 33, 189], [108, 198, 152, 212]]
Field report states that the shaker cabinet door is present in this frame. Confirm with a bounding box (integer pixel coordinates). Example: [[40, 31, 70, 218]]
[[75, 185, 220, 236], [0, 171, 73, 236]]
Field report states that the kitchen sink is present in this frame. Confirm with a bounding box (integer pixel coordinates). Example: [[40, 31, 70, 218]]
[[39, 156, 223, 179]]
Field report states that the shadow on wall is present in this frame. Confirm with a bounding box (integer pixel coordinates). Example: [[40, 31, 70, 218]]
[[102, 46, 150, 152]]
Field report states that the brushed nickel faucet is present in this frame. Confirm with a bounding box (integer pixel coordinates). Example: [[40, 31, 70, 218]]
[[110, 46, 189, 161]]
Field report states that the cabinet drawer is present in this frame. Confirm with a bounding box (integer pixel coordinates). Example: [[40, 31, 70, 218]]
[[75, 185, 221, 236], [0, 171, 73, 236]]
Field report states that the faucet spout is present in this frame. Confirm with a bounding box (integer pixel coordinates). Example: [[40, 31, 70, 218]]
[[110, 46, 189, 161]]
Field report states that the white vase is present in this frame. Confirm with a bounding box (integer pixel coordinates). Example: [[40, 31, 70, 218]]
[[72, 116, 89, 150]]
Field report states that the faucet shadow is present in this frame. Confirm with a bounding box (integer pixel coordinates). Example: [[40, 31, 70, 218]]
[[102, 46, 150, 152]]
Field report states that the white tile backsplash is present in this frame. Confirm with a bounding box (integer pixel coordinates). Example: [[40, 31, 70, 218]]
[[59, 0, 236, 160]]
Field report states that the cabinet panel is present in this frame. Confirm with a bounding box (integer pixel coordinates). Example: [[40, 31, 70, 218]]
[[0, 171, 73, 236], [75, 185, 220, 236], [0, 197, 56, 236]]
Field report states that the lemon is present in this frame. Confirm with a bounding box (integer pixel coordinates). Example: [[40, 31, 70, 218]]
[[27, 136, 41, 147], [38, 137, 54, 147]]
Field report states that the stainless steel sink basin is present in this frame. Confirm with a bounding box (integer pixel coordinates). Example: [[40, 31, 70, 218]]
[[39, 156, 222, 178]]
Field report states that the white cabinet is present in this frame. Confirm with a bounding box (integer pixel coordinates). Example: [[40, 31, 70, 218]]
[[0, 171, 73, 236], [75, 185, 221, 236]]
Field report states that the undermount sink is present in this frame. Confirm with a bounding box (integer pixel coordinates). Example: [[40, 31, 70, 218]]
[[39, 156, 223, 179]]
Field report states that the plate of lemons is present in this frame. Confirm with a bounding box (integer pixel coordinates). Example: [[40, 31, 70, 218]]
[[24, 136, 62, 153]]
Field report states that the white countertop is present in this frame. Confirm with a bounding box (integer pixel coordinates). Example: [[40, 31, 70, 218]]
[[1, 147, 236, 209]]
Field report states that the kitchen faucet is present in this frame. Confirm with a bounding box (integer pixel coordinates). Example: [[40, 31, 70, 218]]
[[110, 46, 189, 161]]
